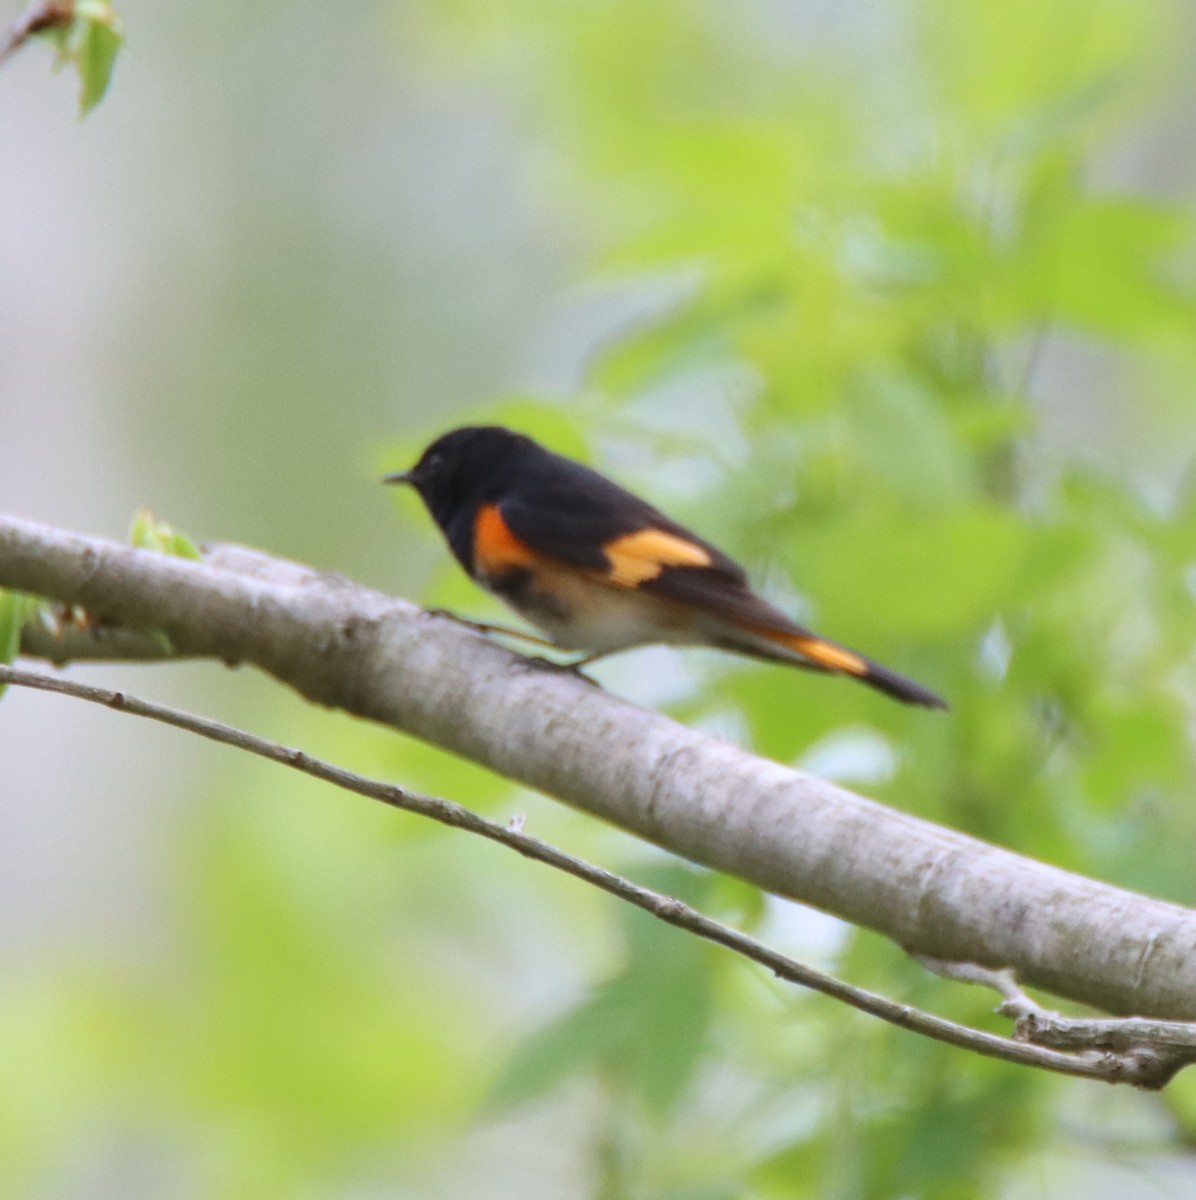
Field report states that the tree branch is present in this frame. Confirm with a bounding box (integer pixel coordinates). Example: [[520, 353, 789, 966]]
[[3, 513, 1196, 1020], [3, 662, 1191, 1088]]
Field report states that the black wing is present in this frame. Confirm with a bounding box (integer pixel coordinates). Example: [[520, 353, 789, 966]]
[[497, 453, 748, 584]]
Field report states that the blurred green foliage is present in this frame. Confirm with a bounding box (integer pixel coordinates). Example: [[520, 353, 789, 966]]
[[5, 0, 1196, 1197]]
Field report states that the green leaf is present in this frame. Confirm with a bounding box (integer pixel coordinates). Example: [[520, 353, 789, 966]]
[[847, 373, 976, 507], [1027, 197, 1196, 336], [128, 507, 201, 560], [75, 6, 122, 115], [795, 508, 1027, 642], [0, 591, 41, 698], [12, 1, 125, 117], [0, 593, 26, 665], [487, 865, 717, 1117], [485, 986, 633, 1113]]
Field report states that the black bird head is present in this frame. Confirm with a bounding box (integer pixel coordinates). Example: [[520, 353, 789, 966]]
[[384, 425, 538, 532]]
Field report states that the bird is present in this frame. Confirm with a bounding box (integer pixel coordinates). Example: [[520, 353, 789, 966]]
[[385, 425, 946, 709]]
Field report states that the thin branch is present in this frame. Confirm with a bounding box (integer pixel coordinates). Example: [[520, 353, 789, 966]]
[[0, 662, 1182, 1088], [3, 514, 1196, 1022], [918, 956, 1196, 1087]]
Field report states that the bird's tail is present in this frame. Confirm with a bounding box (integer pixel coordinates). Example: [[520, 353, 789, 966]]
[[736, 624, 948, 710]]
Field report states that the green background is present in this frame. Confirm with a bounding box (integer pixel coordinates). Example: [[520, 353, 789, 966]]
[[1, 1, 1195, 1196]]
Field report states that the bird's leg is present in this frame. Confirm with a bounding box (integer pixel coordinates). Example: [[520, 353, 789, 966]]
[[421, 608, 603, 685], [512, 654, 602, 688], [560, 648, 620, 670], [421, 608, 559, 649]]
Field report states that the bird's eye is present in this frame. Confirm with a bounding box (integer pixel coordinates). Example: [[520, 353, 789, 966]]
[[424, 451, 444, 476]]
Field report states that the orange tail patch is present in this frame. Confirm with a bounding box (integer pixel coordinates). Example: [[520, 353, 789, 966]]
[[752, 624, 948, 708], [771, 630, 868, 676]]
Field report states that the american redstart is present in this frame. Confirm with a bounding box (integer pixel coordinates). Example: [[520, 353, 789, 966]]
[[386, 426, 947, 709]]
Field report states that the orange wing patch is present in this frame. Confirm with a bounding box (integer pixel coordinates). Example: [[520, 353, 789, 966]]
[[602, 529, 713, 586], [474, 503, 536, 575]]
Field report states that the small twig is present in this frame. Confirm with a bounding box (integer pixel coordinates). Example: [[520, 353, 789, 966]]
[[0, 1, 72, 66], [916, 957, 1027, 1003], [19, 604, 176, 663], [917, 956, 1196, 1088], [0, 662, 1187, 1088]]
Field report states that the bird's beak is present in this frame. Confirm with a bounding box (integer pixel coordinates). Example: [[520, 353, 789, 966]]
[[382, 470, 415, 486]]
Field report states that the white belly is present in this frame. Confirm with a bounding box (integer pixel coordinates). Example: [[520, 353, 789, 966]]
[[493, 565, 701, 654]]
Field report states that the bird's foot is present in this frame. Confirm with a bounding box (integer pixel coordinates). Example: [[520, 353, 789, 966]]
[[515, 654, 602, 688]]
